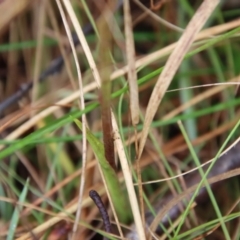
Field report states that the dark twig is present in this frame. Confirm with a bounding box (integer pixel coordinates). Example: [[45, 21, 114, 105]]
[[89, 189, 112, 235]]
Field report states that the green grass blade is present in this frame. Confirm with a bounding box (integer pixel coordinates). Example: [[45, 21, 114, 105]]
[[176, 121, 231, 239], [7, 179, 29, 240], [73, 118, 130, 222]]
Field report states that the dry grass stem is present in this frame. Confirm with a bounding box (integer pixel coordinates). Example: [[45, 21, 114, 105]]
[[124, 0, 139, 126], [138, 0, 221, 160], [61, 0, 101, 87], [112, 112, 146, 240], [163, 75, 240, 121], [57, 0, 87, 237], [31, 0, 46, 109]]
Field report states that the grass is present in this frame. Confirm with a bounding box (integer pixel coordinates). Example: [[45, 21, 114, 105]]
[[0, 0, 240, 239]]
